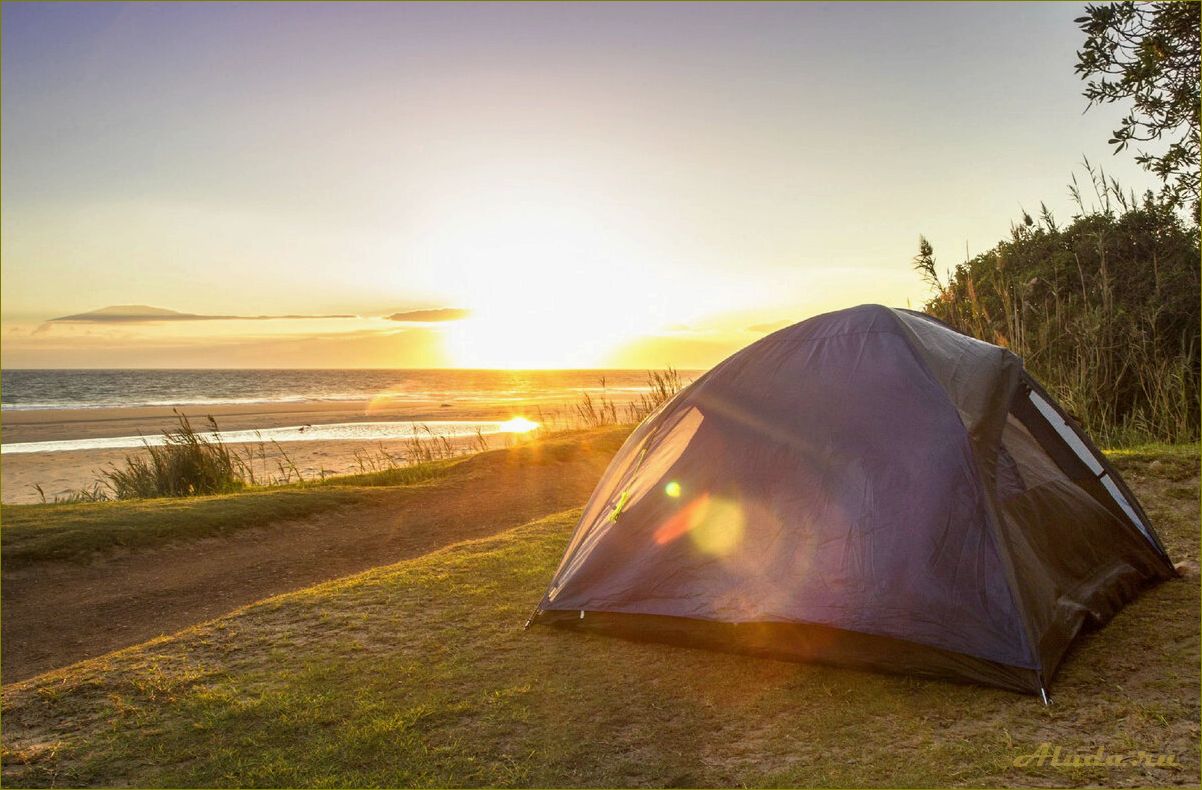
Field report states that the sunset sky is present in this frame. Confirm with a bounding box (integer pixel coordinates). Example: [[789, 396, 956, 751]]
[[1, 2, 1157, 369]]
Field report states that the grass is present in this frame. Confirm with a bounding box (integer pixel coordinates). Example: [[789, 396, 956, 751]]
[[103, 412, 246, 499], [45, 412, 465, 503], [0, 427, 632, 569], [1, 487, 387, 569], [1100, 442, 1200, 468], [1, 459, 461, 568], [914, 165, 1199, 447], [560, 368, 687, 430], [32, 369, 685, 504], [1, 447, 1197, 787]]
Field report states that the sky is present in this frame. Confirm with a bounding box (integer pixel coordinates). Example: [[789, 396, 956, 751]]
[[0, 1, 1160, 369]]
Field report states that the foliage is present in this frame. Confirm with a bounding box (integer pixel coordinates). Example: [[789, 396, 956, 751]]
[[53, 414, 508, 502], [101, 411, 245, 499], [914, 167, 1200, 446], [1075, 1, 1201, 214]]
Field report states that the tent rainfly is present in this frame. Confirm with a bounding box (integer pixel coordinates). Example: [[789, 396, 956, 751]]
[[530, 305, 1176, 697]]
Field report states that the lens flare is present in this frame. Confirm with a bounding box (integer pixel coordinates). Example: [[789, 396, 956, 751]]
[[689, 497, 744, 555], [653, 492, 744, 556], [498, 416, 540, 434], [664, 480, 682, 498]]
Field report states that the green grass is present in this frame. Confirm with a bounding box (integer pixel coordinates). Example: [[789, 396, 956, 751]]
[[0, 461, 458, 568], [1102, 442, 1200, 471], [304, 459, 455, 488], [2, 447, 1197, 788], [0, 427, 630, 569]]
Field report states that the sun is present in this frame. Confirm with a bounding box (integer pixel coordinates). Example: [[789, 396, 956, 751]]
[[497, 416, 540, 434], [409, 177, 681, 369], [445, 310, 635, 369]]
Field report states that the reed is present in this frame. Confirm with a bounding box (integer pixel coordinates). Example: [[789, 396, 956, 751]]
[[403, 425, 458, 463], [33, 482, 108, 504], [571, 368, 687, 429], [101, 411, 245, 499], [625, 367, 684, 422], [574, 378, 620, 428], [915, 164, 1199, 446]]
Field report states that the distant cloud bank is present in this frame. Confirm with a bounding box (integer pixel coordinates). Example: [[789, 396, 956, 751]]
[[384, 308, 471, 323], [48, 304, 473, 327], [51, 305, 356, 323]]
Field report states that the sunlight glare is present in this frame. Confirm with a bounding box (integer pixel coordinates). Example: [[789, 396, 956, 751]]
[[498, 416, 540, 434], [414, 178, 682, 368]]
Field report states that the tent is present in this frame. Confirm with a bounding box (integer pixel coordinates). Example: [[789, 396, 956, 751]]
[[531, 304, 1175, 697]]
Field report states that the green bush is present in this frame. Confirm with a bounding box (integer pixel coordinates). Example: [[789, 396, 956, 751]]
[[914, 168, 1200, 446]]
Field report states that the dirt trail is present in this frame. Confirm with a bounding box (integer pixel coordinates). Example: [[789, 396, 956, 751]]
[[1, 432, 622, 683]]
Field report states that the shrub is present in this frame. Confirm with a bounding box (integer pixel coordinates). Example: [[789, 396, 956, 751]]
[[102, 411, 245, 499], [914, 166, 1199, 446]]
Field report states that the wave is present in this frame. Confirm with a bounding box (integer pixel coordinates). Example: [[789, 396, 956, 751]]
[[0, 369, 667, 412]]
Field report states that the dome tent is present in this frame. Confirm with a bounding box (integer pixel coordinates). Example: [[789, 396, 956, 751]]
[[530, 305, 1175, 697]]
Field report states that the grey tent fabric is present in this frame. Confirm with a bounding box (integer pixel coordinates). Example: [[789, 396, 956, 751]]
[[531, 305, 1175, 694]]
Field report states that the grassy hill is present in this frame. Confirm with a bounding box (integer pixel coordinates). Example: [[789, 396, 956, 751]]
[[2, 446, 1197, 788], [0, 427, 629, 568]]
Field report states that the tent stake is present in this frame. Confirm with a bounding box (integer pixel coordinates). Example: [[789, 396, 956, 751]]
[[522, 606, 541, 630], [1039, 687, 1051, 706]]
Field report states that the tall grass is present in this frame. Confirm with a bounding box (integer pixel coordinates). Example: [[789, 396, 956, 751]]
[[102, 412, 245, 499], [40, 369, 689, 503], [914, 164, 1199, 446], [572, 368, 687, 428], [629, 368, 685, 421]]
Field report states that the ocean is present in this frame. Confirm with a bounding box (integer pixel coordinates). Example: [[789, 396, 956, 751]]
[[0, 369, 689, 456], [0, 369, 696, 500], [0, 369, 674, 411]]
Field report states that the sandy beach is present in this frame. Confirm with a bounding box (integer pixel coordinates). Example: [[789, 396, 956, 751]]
[[1, 396, 632, 504]]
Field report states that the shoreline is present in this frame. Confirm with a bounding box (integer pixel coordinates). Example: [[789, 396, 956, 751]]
[[0, 396, 638, 504], [1, 399, 552, 444]]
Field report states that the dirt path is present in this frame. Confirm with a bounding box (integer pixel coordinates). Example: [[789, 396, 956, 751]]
[[1, 432, 623, 683]]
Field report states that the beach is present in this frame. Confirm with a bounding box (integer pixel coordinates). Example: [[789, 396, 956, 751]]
[[1, 394, 638, 504]]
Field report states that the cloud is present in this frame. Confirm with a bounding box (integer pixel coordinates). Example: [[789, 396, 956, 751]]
[[50, 305, 356, 323], [3, 324, 453, 369], [384, 308, 470, 323]]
